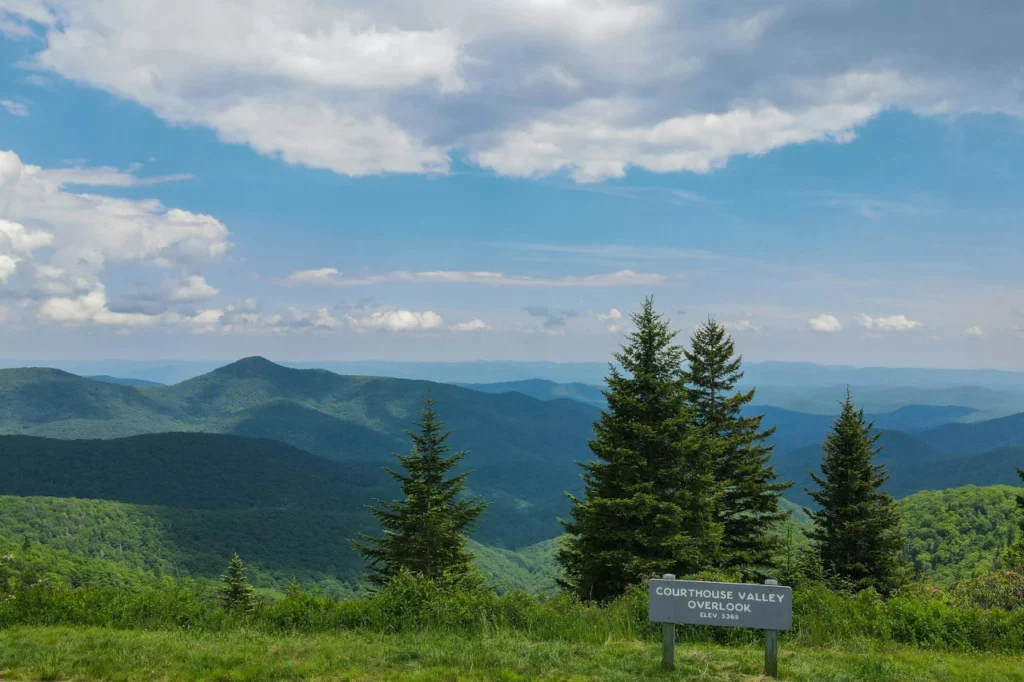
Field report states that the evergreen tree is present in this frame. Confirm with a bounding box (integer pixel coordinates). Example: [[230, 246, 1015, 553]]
[[352, 395, 488, 587], [805, 391, 905, 594], [218, 553, 256, 613], [557, 298, 721, 601], [683, 318, 791, 579]]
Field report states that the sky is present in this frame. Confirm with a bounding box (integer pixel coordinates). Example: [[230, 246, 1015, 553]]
[[0, 1, 1023, 369]]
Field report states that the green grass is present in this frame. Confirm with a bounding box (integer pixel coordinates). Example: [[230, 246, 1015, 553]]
[[1, 626, 1022, 681]]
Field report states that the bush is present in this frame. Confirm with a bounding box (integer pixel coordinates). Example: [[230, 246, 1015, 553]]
[[950, 568, 1024, 611]]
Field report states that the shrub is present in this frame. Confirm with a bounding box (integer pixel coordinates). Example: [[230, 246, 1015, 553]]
[[950, 568, 1024, 611]]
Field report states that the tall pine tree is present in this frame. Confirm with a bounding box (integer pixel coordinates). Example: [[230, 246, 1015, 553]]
[[684, 318, 791, 579], [805, 390, 905, 594], [558, 298, 721, 601], [352, 395, 487, 587]]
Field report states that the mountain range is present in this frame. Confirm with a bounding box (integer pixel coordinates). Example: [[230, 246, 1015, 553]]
[[1, 357, 1023, 593], [0, 358, 602, 547]]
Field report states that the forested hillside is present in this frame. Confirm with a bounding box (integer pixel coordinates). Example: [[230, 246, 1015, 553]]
[[901, 486, 1020, 586], [919, 412, 1024, 454], [3, 484, 1019, 596], [0, 432, 558, 549], [0, 495, 559, 595], [0, 433, 393, 511], [0, 359, 600, 545]]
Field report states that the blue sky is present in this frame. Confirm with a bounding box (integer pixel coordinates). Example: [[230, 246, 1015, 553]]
[[1, 1, 1023, 369]]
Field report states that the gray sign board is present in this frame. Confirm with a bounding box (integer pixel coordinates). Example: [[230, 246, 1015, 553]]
[[649, 579, 793, 631]]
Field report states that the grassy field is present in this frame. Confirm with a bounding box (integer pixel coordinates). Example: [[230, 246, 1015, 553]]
[[1, 627, 1023, 681]]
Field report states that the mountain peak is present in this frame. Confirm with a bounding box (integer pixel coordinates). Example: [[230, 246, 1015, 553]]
[[216, 356, 285, 375]]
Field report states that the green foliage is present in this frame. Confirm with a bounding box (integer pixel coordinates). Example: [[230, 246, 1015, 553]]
[[470, 538, 561, 594], [218, 554, 256, 613], [0, 494, 371, 595], [807, 390, 906, 594], [901, 486, 1020, 585], [684, 317, 791, 579], [559, 299, 720, 601], [0, 535, 173, 594], [950, 567, 1024, 611], [0, 495, 571, 597], [353, 396, 487, 587]]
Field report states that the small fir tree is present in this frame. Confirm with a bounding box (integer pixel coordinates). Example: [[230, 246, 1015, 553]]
[[218, 553, 256, 613], [351, 395, 488, 587], [805, 391, 905, 594], [558, 298, 721, 601], [683, 318, 791, 579]]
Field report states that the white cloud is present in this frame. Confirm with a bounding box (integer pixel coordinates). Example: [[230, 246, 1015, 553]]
[[808, 314, 842, 333], [186, 309, 223, 326], [607, 323, 620, 333], [0, 254, 19, 283], [1, 100, 29, 117], [6, 1, 1023, 180], [314, 307, 344, 329], [0, 149, 230, 319], [451, 318, 490, 332], [0, 218, 53, 253], [167, 275, 219, 303], [724, 317, 757, 329], [36, 284, 230, 331], [856, 313, 921, 332], [286, 268, 345, 286], [37, 165, 193, 187], [39, 287, 158, 326], [182, 308, 224, 333], [286, 268, 665, 288], [472, 91, 891, 182], [345, 309, 444, 332], [963, 326, 984, 337], [597, 308, 622, 321]]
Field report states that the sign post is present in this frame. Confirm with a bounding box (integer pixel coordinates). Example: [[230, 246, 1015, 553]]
[[660, 574, 676, 670], [764, 579, 779, 677], [649, 576, 792, 678]]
